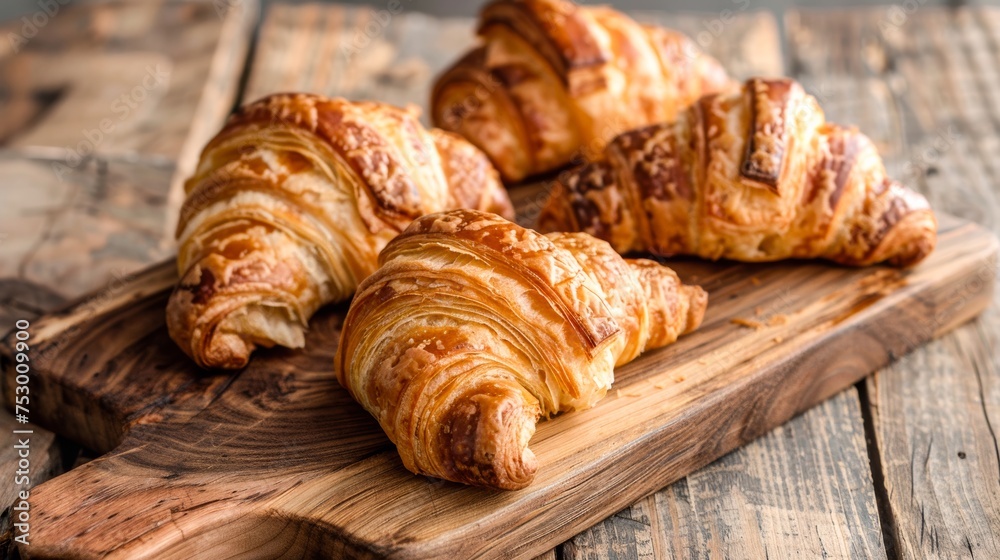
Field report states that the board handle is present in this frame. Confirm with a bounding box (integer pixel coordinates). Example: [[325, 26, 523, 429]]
[[19, 431, 334, 560], [1, 260, 244, 453]]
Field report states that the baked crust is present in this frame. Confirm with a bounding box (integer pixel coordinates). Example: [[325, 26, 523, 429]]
[[167, 94, 514, 369], [335, 209, 706, 489], [538, 78, 938, 268], [431, 0, 731, 182]]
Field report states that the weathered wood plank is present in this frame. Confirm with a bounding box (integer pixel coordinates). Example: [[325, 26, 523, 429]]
[[657, 388, 885, 559], [787, 7, 1000, 558], [0, 3, 257, 553], [0, 0, 254, 161], [0, 0, 258, 245], [0, 154, 172, 299], [564, 390, 886, 560], [0, 415, 75, 559], [868, 307, 1000, 558], [0, 153, 171, 555], [0, 285, 75, 560]]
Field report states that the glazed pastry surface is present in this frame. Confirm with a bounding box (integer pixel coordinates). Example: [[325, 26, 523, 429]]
[[168, 94, 513, 369], [431, 0, 731, 182], [336, 209, 706, 489], [538, 78, 937, 267]]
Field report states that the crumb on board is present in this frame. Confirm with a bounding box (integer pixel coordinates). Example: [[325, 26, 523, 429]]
[[767, 314, 789, 326], [673, 375, 686, 383], [750, 276, 762, 286], [730, 317, 766, 330], [773, 336, 784, 343], [653, 383, 666, 389], [697, 357, 709, 365]]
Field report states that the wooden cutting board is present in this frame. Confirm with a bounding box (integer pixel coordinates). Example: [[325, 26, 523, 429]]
[[2, 189, 996, 558]]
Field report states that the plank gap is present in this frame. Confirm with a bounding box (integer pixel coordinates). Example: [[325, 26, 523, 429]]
[[857, 379, 902, 560], [226, 3, 264, 112]]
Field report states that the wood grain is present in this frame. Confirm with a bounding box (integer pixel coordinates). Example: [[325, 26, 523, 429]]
[[0, 3, 256, 555], [0, 155, 173, 298], [563, 389, 886, 559], [786, 7, 1000, 558], [0, 0, 258, 246], [0, 286, 74, 560], [0, 0, 255, 159], [1, 210, 994, 559], [0, 155, 171, 556], [0, 415, 75, 560]]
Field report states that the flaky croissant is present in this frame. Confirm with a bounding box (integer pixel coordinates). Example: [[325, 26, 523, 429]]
[[167, 94, 514, 369], [538, 78, 938, 267], [431, 0, 731, 182], [335, 209, 706, 489]]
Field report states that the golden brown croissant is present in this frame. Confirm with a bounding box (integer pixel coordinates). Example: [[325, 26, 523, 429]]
[[431, 0, 731, 182], [335, 209, 707, 489], [538, 78, 938, 267], [167, 94, 514, 369]]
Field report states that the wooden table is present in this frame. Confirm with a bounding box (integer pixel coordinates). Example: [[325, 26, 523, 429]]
[[0, 2, 997, 558]]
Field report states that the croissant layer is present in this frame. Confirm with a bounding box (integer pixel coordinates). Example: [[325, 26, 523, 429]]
[[336, 210, 706, 489], [538, 78, 937, 268], [168, 94, 513, 369], [431, 0, 731, 182]]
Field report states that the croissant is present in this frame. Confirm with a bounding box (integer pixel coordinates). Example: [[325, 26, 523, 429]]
[[335, 209, 707, 489], [167, 94, 514, 369], [538, 78, 938, 267], [430, 0, 731, 182]]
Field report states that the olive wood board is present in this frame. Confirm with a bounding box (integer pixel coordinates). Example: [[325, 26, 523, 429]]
[[2, 207, 996, 559]]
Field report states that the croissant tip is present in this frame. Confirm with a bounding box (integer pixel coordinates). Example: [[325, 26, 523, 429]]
[[195, 334, 254, 370], [870, 208, 938, 268], [888, 232, 937, 268], [436, 389, 540, 490], [684, 285, 709, 334]]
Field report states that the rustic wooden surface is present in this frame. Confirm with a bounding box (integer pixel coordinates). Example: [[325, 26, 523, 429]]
[[1, 212, 995, 558], [0, 0, 257, 247], [786, 7, 1000, 558], [246, 7, 893, 557], [561, 389, 887, 559], [0, 0, 257, 557], [0, 2, 999, 559], [0, 280, 76, 560]]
